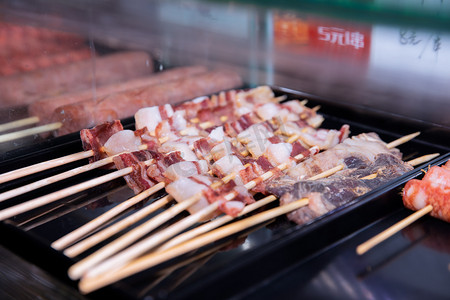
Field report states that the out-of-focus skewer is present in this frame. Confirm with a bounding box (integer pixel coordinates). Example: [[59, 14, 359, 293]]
[[0, 122, 62, 143], [156, 195, 277, 252], [62, 194, 173, 257], [78, 197, 309, 294], [385, 132, 420, 149], [356, 205, 433, 255], [0, 144, 148, 203], [66, 148, 330, 280], [0, 116, 40, 133], [356, 153, 444, 255], [76, 149, 434, 292], [0, 150, 94, 185], [51, 182, 166, 250], [19, 185, 126, 231], [66, 132, 420, 279], [0, 159, 155, 221]]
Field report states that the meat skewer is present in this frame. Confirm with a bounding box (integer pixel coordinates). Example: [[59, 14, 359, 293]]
[[79, 197, 310, 294], [155, 195, 277, 252], [0, 158, 157, 221], [0, 87, 326, 201], [50, 128, 319, 252], [51, 69, 243, 136], [28, 66, 208, 129], [68, 130, 417, 280], [356, 158, 449, 255], [76, 153, 437, 292], [50, 93, 338, 253], [66, 147, 317, 280], [0, 85, 286, 184]]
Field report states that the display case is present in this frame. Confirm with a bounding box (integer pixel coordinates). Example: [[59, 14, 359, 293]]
[[0, 1, 449, 299]]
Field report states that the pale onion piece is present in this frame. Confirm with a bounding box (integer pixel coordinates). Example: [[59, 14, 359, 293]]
[[236, 106, 252, 116], [161, 104, 174, 119], [412, 187, 428, 210], [103, 130, 142, 156], [237, 123, 274, 144], [191, 96, 209, 103], [190, 174, 214, 186], [164, 160, 208, 181], [155, 120, 178, 142], [282, 100, 307, 114], [213, 155, 245, 175], [277, 108, 300, 122], [166, 177, 210, 215], [209, 126, 225, 142], [279, 121, 303, 136], [135, 107, 161, 131], [265, 143, 293, 166], [256, 102, 279, 121], [181, 126, 201, 136], [306, 114, 324, 128], [170, 110, 188, 131], [211, 141, 233, 161], [247, 138, 271, 158], [159, 142, 198, 161]]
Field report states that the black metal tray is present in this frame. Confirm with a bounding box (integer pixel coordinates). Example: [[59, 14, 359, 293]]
[[0, 87, 449, 300]]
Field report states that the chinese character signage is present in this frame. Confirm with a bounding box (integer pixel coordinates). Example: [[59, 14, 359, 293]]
[[273, 14, 371, 63]]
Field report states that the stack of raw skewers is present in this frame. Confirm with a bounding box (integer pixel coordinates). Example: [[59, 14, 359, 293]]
[[0, 85, 437, 295]]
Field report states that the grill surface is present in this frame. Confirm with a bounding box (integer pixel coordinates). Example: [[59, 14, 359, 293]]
[[0, 87, 449, 299]]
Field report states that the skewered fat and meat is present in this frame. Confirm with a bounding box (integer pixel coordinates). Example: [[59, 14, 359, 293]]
[[268, 153, 414, 225]]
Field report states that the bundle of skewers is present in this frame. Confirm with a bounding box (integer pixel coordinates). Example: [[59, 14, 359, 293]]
[[0, 85, 436, 295]]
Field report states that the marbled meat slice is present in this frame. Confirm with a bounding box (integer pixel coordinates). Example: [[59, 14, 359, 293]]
[[268, 153, 413, 225], [287, 132, 401, 180]]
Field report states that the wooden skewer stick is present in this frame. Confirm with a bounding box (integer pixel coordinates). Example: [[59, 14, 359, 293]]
[[68, 132, 418, 279], [68, 192, 203, 280], [20, 185, 126, 231], [51, 182, 166, 251], [0, 95, 311, 185], [307, 164, 344, 181], [52, 128, 303, 253], [355, 153, 441, 255], [64, 144, 311, 263], [75, 136, 429, 292], [0, 122, 62, 143], [405, 153, 440, 167], [156, 195, 277, 252], [386, 132, 420, 149], [0, 116, 40, 133], [0, 144, 149, 203], [0, 159, 154, 221], [63, 194, 173, 257], [80, 132, 426, 284], [78, 197, 309, 294], [0, 150, 94, 185], [69, 149, 313, 280], [356, 205, 433, 255]]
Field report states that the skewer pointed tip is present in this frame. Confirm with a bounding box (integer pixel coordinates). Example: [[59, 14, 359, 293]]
[[386, 131, 420, 149]]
